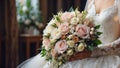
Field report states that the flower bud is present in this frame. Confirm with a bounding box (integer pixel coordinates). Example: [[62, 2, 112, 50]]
[[78, 43, 85, 52], [90, 31, 94, 35], [67, 40, 75, 47], [67, 49, 73, 56]]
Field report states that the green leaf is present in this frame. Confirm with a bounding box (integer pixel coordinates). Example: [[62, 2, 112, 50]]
[[43, 33, 51, 38], [54, 16, 61, 22], [52, 23, 58, 28], [88, 45, 94, 51], [94, 39, 102, 45], [41, 47, 46, 57], [68, 7, 74, 12], [95, 25, 100, 29], [96, 32, 102, 35]]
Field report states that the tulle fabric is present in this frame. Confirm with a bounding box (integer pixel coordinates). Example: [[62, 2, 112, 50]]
[[117, 0, 120, 24], [17, 54, 120, 68]]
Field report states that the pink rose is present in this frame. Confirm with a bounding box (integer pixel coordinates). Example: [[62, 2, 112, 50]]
[[42, 38, 50, 50], [59, 22, 70, 34], [61, 12, 73, 22], [55, 40, 68, 54], [76, 24, 90, 38]]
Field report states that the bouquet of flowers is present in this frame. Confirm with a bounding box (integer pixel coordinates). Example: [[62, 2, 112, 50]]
[[41, 9, 102, 67]]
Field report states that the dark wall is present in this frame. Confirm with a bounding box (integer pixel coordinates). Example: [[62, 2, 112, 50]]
[[40, 0, 87, 23], [0, 0, 19, 68], [0, 0, 5, 68], [80, 0, 87, 11]]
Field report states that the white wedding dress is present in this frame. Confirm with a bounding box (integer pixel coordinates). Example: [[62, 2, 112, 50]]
[[18, 0, 120, 68]]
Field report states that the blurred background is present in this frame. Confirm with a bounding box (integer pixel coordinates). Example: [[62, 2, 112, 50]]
[[0, 0, 87, 68]]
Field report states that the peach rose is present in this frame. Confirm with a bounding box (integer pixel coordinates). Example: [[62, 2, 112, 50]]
[[76, 24, 90, 38], [55, 40, 68, 54], [61, 12, 73, 22], [59, 22, 70, 34], [42, 38, 50, 50]]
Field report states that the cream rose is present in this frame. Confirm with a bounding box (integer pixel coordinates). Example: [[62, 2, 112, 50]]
[[60, 12, 73, 22], [55, 40, 68, 54], [43, 25, 55, 35], [59, 22, 70, 35], [67, 49, 73, 56], [76, 24, 90, 38], [78, 43, 85, 52], [42, 38, 50, 50], [70, 17, 79, 25], [51, 28, 61, 40], [67, 40, 75, 48]]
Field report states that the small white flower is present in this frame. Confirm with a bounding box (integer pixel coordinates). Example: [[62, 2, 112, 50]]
[[59, 61, 63, 66], [78, 43, 85, 52], [69, 26, 75, 33], [67, 49, 73, 56], [57, 12, 62, 17], [31, 16, 36, 20], [70, 17, 79, 25], [49, 19, 56, 25], [25, 19, 31, 25], [17, 15, 21, 21], [90, 31, 94, 35], [91, 28, 95, 31], [22, 6, 28, 12], [67, 40, 75, 48], [68, 35, 73, 39], [75, 10, 80, 15]]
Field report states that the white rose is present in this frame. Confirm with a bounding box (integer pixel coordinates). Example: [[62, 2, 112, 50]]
[[43, 25, 55, 35], [67, 49, 73, 56], [78, 43, 85, 52], [70, 17, 79, 25], [22, 6, 28, 12], [49, 19, 56, 25], [67, 40, 75, 48], [51, 28, 61, 40]]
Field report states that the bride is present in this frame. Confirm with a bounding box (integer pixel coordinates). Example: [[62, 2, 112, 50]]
[[18, 0, 120, 68]]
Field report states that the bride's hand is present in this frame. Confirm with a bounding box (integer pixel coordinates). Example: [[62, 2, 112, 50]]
[[98, 43, 113, 49]]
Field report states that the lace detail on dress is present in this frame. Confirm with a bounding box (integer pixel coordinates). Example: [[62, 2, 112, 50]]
[[85, 0, 120, 56], [91, 47, 120, 57]]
